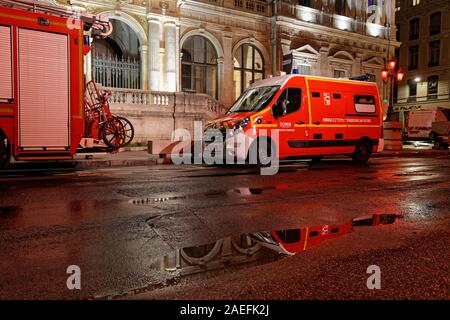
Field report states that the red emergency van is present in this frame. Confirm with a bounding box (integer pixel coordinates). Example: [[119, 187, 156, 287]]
[[0, 0, 112, 169], [207, 75, 384, 163]]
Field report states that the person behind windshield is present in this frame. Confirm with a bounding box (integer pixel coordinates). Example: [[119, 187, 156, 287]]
[[275, 91, 288, 117]]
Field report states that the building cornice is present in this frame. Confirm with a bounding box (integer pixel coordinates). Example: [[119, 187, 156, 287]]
[[276, 15, 401, 50]]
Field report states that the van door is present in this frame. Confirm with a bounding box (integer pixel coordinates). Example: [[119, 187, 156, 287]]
[[272, 86, 310, 157], [308, 88, 348, 155]]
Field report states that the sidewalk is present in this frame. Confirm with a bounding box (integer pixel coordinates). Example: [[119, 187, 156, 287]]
[[74, 147, 449, 169], [74, 151, 158, 169]]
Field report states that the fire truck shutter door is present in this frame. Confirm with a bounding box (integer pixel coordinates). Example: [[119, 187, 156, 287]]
[[18, 28, 69, 149], [0, 26, 13, 102]]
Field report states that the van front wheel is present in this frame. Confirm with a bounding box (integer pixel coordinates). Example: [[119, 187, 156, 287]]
[[0, 133, 11, 170], [248, 138, 276, 167], [351, 139, 372, 163]]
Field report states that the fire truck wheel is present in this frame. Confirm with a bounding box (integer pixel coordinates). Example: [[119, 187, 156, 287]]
[[352, 139, 372, 163], [0, 133, 10, 170]]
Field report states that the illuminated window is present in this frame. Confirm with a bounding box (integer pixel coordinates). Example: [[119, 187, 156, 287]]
[[395, 0, 401, 12], [411, 0, 420, 6], [298, 64, 311, 75], [233, 44, 264, 99], [182, 36, 218, 99], [427, 76, 438, 100], [429, 41, 440, 67]]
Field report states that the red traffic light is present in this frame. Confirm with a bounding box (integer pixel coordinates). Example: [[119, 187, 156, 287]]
[[388, 59, 397, 71], [381, 68, 389, 81]]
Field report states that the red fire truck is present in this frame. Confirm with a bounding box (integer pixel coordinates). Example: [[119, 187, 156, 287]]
[[0, 0, 132, 169]]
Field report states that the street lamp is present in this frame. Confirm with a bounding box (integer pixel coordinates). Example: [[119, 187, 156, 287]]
[[381, 58, 405, 121]]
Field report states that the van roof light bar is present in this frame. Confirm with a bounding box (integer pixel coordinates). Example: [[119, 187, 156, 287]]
[[349, 74, 370, 82]]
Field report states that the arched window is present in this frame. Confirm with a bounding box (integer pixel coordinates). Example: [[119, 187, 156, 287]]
[[233, 44, 265, 99], [92, 19, 141, 89], [181, 36, 218, 99]]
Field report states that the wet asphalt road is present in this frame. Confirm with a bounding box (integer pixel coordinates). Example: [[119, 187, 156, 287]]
[[0, 156, 449, 299]]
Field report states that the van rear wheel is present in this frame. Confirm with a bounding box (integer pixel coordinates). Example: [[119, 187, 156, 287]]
[[352, 139, 372, 163], [0, 133, 11, 170]]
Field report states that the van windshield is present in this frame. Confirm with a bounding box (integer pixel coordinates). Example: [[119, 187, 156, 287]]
[[227, 86, 280, 113]]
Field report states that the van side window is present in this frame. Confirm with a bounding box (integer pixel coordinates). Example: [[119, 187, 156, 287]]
[[354, 95, 376, 113], [276, 88, 302, 115], [0, 26, 13, 103], [276, 229, 301, 243]]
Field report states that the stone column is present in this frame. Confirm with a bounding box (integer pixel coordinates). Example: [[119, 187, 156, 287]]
[[319, 46, 330, 77], [353, 52, 363, 76], [139, 44, 148, 90], [221, 32, 233, 107], [217, 57, 224, 103], [85, 36, 93, 82], [85, 49, 92, 83], [175, 25, 181, 92], [164, 21, 177, 92], [147, 17, 161, 91]]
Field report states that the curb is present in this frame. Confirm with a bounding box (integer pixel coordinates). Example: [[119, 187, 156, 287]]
[[373, 150, 449, 157], [72, 150, 449, 169], [74, 157, 158, 169]]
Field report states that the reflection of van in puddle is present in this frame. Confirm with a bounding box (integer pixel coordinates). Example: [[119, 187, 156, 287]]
[[206, 75, 384, 163], [252, 214, 401, 255]]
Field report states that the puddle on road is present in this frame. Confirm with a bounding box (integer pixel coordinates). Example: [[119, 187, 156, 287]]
[[0, 206, 21, 218], [394, 172, 434, 177], [129, 184, 290, 205], [104, 214, 402, 299]]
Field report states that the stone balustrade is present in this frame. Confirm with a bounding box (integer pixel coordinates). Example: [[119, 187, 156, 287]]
[[104, 87, 227, 143]]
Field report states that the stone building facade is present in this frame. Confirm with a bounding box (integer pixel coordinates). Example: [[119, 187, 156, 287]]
[[394, 0, 450, 128], [54, 0, 398, 142]]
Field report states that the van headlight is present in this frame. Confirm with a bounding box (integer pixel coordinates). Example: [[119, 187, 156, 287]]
[[233, 117, 250, 133]]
